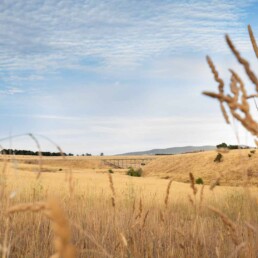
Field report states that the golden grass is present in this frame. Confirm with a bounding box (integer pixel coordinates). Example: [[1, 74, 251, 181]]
[[0, 155, 157, 173], [0, 157, 258, 257], [6, 199, 76, 258], [144, 149, 258, 186]]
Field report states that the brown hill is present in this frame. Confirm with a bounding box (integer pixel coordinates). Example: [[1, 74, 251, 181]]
[[143, 149, 258, 186]]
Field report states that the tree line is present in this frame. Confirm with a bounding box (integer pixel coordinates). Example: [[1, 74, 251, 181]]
[[216, 143, 251, 149], [0, 149, 74, 156]]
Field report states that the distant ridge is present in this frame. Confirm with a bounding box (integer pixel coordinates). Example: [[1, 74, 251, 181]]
[[118, 145, 216, 156]]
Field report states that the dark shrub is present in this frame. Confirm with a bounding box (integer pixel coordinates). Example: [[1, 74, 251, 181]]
[[127, 167, 142, 177], [108, 169, 114, 174], [216, 143, 227, 149], [195, 177, 204, 184], [214, 153, 223, 163], [228, 145, 239, 149]]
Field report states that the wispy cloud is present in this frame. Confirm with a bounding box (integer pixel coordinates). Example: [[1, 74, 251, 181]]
[[0, 87, 24, 95], [0, 0, 255, 81], [0, 1, 257, 153]]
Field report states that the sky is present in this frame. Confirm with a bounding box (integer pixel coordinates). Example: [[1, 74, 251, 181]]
[[0, 0, 258, 155]]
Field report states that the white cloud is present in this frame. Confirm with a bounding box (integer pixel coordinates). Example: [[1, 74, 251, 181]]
[[0, 0, 257, 153], [0, 0, 255, 81], [0, 87, 24, 95]]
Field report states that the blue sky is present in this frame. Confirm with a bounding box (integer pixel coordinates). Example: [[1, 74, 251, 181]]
[[0, 0, 258, 154]]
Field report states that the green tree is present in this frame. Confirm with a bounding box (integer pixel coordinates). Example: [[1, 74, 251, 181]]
[[216, 143, 227, 149]]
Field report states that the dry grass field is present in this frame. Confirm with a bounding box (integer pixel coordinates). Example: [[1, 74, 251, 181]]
[[0, 153, 258, 257], [144, 149, 258, 186]]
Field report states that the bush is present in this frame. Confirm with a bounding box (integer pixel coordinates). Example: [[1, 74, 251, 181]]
[[127, 167, 142, 177], [250, 150, 256, 154], [216, 143, 227, 149], [195, 177, 204, 184], [228, 145, 239, 149], [108, 169, 114, 174], [216, 143, 240, 150], [214, 153, 223, 163]]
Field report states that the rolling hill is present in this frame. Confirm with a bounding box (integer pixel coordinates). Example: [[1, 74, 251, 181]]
[[119, 145, 216, 155], [143, 149, 258, 186]]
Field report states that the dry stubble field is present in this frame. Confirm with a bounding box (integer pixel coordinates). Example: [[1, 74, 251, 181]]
[[0, 151, 257, 258]]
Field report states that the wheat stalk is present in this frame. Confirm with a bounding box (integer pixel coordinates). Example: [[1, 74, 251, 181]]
[[189, 173, 197, 195], [46, 199, 76, 258], [248, 25, 258, 59], [141, 210, 150, 229], [135, 198, 143, 220], [199, 184, 205, 210], [208, 206, 240, 246], [203, 25, 258, 140], [164, 179, 173, 208], [6, 199, 76, 258], [108, 173, 116, 208]]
